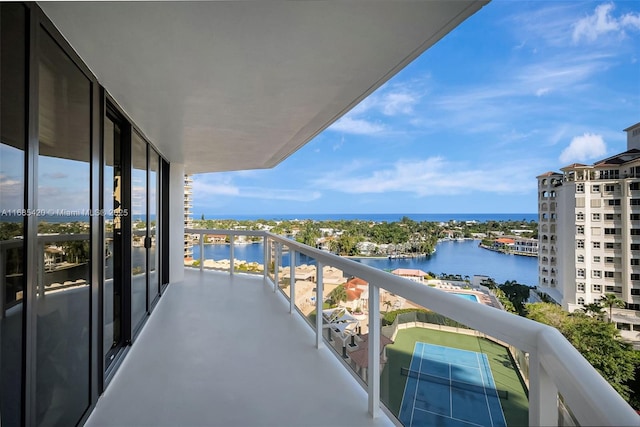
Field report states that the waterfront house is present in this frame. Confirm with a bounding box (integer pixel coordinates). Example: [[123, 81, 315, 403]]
[[391, 268, 428, 283]]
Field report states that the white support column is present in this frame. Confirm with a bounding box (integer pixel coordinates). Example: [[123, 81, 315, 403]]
[[274, 243, 279, 293], [263, 236, 268, 281], [199, 232, 204, 272], [289, 250, 296, 313], [315, 262, 324, 349], [367, 283, 380, 418], [229, 234, 235, 275], [529, 351, 558, 427]]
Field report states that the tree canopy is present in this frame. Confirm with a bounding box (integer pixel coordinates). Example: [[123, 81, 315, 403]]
[[526, 302, 637, 402]]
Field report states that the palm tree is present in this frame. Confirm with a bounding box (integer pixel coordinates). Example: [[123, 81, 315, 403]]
[[383, 300, 393, 313], [582, 302, 604, 319], [601, 293, 625, 323]]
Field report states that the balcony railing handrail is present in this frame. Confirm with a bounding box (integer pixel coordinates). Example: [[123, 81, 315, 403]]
[[185, 228, 637, 426]]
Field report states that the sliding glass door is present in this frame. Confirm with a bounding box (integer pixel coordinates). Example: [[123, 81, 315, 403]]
[[36, 24, 92, 426], [104, 112, 125, 371]]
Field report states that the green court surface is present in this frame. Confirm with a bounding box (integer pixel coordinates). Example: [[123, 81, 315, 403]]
[[381, 328, 529, 427]]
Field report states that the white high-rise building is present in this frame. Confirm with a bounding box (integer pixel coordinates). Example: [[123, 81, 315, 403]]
[[184, 174, 194, 259], [538, 122, 640, 337]]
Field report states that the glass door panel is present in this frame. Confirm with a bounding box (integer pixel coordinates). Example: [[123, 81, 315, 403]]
[[36, 27, 91, 427], [104, 114, 124, 369], [148, 150, 159, 306], [131, 132, 147, 329], [0, 4, 27, 425]]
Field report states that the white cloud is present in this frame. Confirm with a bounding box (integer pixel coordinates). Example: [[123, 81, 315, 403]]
[[535, 88, 551, 97], [573, 3, 640, 43], [0, 174, 24, 209], [549, 125, 569, 145], [240, 188, 321, 202], [327, 81, 424, 135], [559, 133, 607, 164], [328, 117, 385, 135], [193, 176, 319, 203], [194, 179, 240, 196], [313, 157, 538, 196], [42, 172, 68, 180], [381, 91, 418, 116]]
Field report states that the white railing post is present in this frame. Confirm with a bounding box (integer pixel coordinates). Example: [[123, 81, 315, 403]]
[[289, 250, 296, 313], [199, 232, 204, 272], [274, 242, 279, 293], [263, 235, 268, 281], [229, 234, 235, 275], [315, 262, 324, 349], [529, 349, 558, 427], [367, 283, 380, 418]]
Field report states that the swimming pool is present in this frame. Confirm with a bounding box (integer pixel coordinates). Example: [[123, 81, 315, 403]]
[[451, 293, 478, 303]]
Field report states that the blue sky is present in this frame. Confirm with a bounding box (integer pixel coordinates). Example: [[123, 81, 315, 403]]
[[192, 1, 640, 217]]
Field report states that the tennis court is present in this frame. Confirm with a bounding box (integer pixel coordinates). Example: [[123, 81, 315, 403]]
[[399, 342, 507, 427]]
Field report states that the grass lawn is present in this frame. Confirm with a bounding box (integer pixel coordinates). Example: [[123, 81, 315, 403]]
[[381, 327, 529, 427]]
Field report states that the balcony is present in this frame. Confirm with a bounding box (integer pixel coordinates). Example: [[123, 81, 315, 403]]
[[85, 268, 393, 427], [82, 229, 640, 427]]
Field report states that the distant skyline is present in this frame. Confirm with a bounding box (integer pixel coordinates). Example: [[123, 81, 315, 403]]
[[192, 1, 640, 216]]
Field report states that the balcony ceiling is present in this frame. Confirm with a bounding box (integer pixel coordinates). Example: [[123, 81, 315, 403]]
[[39, 1, 487, 174]]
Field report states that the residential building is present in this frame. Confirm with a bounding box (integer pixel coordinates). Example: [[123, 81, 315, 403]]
[[184, 174, 194, 260], [513, 236, 538, 256], [391, 268, 429, 283], [537, 122, 640, 342], [0, 3, 636, 427], [537, 171, 563, 302]]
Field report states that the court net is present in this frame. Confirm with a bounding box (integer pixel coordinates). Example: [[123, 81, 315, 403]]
[[401, 367, 508, 399]]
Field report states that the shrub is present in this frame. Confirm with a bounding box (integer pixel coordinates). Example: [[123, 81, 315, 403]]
[[382, 308, 429, 325]]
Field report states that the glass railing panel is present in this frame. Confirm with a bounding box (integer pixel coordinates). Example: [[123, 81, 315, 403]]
[[318, 269, 369, 383], [378, 293, 530, 427], [229, 235, 264, 275], [290, 254, 317, 325], [265, 237, 276, 283], [277, 242, 292, 301], [191, 233, 231, 272], [188, 233, 265, 275]]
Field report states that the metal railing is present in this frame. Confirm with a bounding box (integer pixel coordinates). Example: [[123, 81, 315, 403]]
[[185, 228, 638, 426]]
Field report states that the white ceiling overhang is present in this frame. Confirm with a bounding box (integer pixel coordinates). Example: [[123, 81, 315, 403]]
[[39, 1, 488, 174]]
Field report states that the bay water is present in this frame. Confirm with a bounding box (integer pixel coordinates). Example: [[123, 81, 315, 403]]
[[192, 239, 538, 287]]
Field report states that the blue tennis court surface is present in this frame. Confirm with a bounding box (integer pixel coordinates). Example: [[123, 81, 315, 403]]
[[399, 342, 507, 427]]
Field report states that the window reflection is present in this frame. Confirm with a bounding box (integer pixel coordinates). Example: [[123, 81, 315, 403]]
[[1, 4, 26, 426], [36, 27, 91, 427], [104, 115, 123, 368], [131, 132, 147, 328], [149, 150, 159, 306]]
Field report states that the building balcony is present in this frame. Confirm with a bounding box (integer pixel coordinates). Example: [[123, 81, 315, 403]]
[[5, 230, 636, 426], [135, 228, 638, 427], [85, 268, 394, 427]]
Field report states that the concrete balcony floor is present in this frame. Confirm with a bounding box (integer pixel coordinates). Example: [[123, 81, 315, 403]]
[[86, 269, 395, 427]]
